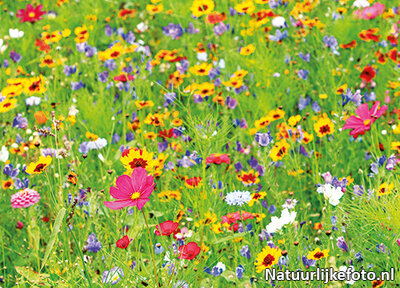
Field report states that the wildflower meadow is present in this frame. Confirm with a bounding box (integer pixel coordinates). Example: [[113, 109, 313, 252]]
[[0, 0, 400, 287]]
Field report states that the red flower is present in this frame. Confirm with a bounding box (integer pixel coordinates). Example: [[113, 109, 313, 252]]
[[35, 39, 50, 53], [185, 177, 202, 188], [339, 40, 357, 49], [155, 220, 179, 236], [113, 74, 135, 82], [16, 221, 24, 229], [360, 66, 376, 83], [206, 153, 230, 165], [17, 4, 46, 23], [158, 129, 174, 139], [116, 235, 131, 249], [178, 242, 201, 260]]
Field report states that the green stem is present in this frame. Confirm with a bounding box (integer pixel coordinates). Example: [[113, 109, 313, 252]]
[[141, 209, 160, 287]]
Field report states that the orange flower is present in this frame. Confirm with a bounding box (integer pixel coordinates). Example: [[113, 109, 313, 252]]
[[34, 111, 48, 124]]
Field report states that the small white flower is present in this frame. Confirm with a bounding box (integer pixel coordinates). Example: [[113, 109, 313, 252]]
[[197, 52, 208, 62], [0, 39, 7, 54], [25, 96, 41, 106], [317, 184, 344, 206], [272, 16, 287, 28], [9, 28, 24, 39], [353, 0, 370, 8], [265, 208, 296, 233], [225, 190, 251, 206], [0, 146, 9, 162]]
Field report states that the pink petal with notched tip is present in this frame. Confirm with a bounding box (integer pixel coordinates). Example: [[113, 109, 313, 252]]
[[104, 199, 133, 210], [355, 103, 370, 120]]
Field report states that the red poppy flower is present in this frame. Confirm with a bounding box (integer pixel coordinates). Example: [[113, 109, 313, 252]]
[[185, 176, 202, 188], [205, 12, 227, 24], [158, 129, 174, 139], [35, 39, 51, 53], [178, 242, 201, 260], [116, 235, 131, 249], [114, 74, 135, 82], [360, 66, 376, 83], [155, 220, 179, 236], [339, 40, 357, 49], [206, 153, 230, 165], [17, 4, 46, 23]]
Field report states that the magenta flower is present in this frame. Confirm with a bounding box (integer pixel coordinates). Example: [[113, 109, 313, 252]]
[[343, 101, 387, 138], [104, 167, 155, 210], [354, 3, 385, 20], [11, 188, 41, 208]]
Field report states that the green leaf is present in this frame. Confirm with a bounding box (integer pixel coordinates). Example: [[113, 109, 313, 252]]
[[41, 208, 66, 269]]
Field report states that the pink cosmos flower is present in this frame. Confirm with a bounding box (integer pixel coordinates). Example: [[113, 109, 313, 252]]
[[343, 101, 387, 138], [354, 3, 385, 20], [104, 167, 155, 210], [11, 188, 41, 208]]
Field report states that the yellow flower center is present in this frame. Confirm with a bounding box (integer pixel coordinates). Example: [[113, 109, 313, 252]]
[[28, 12, 36, 18], [131, 192, 140, 200], [363, 119, 371, 126]]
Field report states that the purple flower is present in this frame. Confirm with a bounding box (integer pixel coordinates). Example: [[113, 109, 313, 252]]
[[214, 22, 228, 36], [10, 50, 22, 63], [105, 24, 113, 36], [268, 204, 276, 214], [299, 52, 310, 62], [236, 265, 245, 279], [311, 101, 321, 112], [298, 95, 310, 110], [162, 23, 183, 39], [98, 71, 109, 83], [234, 161, 243, 171], [240, 245, 251, 259], [385, 155, 398, 170], [86, 233, 102, 253], [187, 23, 200, 34], [297, 69, 309, 80], [255, 132, 272, 146], [302, 256, 316, 267], [104, 59, 116, 71], [13, 114, 28, 129], [71, 80, 85, 90], [122, 31, 135, 44], [353, 185, 364, 197], [64, 65, 77, 76], [164, 92, 176, 107], [102, 267, 124, 284], [323, 35, 340, 55], [85, 45, 97, 57], [336, 236, 349, 252], [3, 164, 19, 179], [14, 177, 29, 189], [226, 96, 238, 109]]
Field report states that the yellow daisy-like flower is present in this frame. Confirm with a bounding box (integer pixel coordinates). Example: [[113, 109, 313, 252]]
[[26, 156, 52, 175], [269, 140, 290, 162], [157, 190, 182, 202], [0, 98, 18, 113], [235, 0, 256, 14], [190, 0, 215, 17], [240, 44, 256, 55], [268, 108, 286, 121], [377, 182, 395, 196], [307, 248, 329, 260], [313, 114, 335, 137], [189, 62, 212, 76], [248, 191, 267, 206], [120, 148, 157, 174], [254, 246, 282, 273], [391, 141, 400, 153]]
